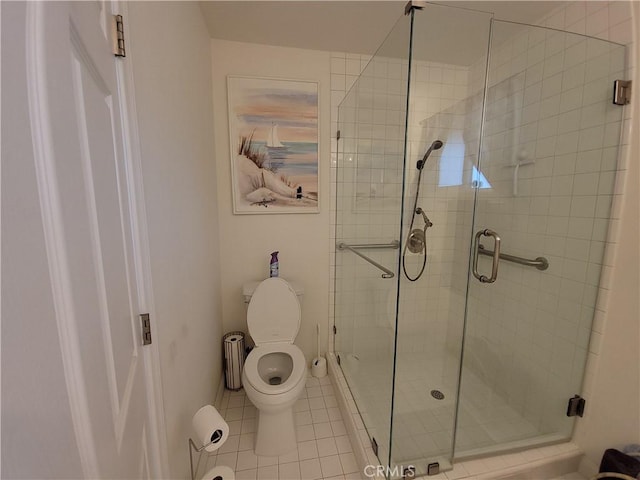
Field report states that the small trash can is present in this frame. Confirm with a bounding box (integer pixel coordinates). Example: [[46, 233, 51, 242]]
[[223, 331, 245, 391]]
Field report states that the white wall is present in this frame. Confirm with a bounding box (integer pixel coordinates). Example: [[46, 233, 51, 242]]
[[128, 3, 222, 478], [210, 40, 331, 363]]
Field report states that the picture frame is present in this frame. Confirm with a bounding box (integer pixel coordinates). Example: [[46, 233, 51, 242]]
[[227, 75, 319, 214]]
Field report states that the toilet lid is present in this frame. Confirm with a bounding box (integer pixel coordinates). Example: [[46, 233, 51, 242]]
[[247, 278, 300, 344]]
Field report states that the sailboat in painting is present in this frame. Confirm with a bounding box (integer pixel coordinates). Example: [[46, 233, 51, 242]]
[[266, 123, 288, 158]]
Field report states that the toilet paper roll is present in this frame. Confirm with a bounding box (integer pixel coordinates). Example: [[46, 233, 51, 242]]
[[201, 465, 235, 480], [192, 405, 229, 453], [311, 356, 327, 378]]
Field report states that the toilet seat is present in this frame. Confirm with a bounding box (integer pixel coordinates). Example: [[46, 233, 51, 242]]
[[244, 343, 306, 395]]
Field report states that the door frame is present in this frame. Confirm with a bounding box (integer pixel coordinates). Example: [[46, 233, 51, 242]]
[[114, 3, 170, 476]]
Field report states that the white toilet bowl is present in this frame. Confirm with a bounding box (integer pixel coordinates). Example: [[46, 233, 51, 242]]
[[241, 278, 307, 457]]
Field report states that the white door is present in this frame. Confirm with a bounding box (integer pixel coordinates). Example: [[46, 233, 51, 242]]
[[2, 1, 162, 477]]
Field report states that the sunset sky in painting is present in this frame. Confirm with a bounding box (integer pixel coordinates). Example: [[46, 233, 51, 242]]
[[229, 78, 318, 144]]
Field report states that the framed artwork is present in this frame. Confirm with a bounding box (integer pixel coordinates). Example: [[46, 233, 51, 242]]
[[227, 75, 319, 214]]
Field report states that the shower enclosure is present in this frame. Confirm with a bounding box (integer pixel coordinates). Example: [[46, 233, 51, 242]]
[[334, 2, 626, 477]]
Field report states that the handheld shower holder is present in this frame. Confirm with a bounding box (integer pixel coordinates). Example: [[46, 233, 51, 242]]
[[415, 207, 433, 228]]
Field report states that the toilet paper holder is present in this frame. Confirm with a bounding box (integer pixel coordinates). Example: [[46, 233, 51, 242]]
[[188, 433, 224, 480]]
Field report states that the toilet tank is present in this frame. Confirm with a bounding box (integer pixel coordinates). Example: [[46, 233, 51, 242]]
[[243, 280, 304, 305]]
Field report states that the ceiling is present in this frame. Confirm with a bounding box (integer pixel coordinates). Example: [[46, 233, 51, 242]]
[[200, 1, 568, 61]]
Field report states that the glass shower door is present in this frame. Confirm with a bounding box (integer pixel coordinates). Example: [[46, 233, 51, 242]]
[[458, 21, 626, 457], [334, 13, 412, 469], [389, 4, 492, 476]]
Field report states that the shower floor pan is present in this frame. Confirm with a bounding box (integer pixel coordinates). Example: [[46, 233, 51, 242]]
[[328, 352, 582, 480], [339, 349, 561, 467]]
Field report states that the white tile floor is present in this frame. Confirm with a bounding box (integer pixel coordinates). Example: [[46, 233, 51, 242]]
[[195, 373, 361, 480]]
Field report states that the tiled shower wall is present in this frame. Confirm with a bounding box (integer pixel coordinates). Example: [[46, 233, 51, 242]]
[[332, 51, 477, 361], [332, 52, 406, 361], [398, 61, 476, 359]]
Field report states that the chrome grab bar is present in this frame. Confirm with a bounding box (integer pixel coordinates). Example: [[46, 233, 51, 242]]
[[478, 244, 549, 271], [338, 240, 399, 250], [472, 229, 501, 283], [336, 241, 396, 279]]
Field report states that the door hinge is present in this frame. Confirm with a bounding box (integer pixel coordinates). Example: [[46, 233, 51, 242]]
[[333, 325, 337, 335], [336, 130, 341, 141], [111, 14, 126, 57], [613, 80, 631, 105], [371, 436, 378, 456], [566, 394, 586, 417], [140, 313, 152, 345], [405, 0, 426, 15], [336, 354, 341, 365]]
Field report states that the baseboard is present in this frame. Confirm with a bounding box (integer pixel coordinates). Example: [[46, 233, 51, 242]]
[[474, 448, 582, 480]]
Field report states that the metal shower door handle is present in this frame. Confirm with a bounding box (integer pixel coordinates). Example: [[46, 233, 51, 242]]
[[472, 229, 501, 283]]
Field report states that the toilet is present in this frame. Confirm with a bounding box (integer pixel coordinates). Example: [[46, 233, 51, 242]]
[[241, 278, 307, 457]]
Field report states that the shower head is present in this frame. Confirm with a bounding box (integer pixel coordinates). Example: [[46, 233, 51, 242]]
[[416, 140, 444, 170]]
